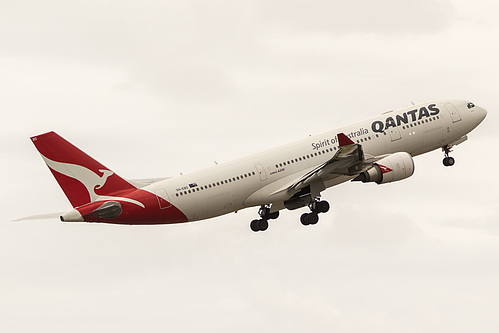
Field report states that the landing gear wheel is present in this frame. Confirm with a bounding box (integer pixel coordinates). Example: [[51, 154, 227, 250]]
[[250, 219, 269, 232], [308, 213, 319, 225], [300, 213, 310, 226], [300, 213, 319, 226], [251, 205, 278, 232], [258, 219, 269, 231], [443, 156, 455, 167], [268, 211, 279, 220], [315, 201, 330, 213], [250, 219, 260, 232]]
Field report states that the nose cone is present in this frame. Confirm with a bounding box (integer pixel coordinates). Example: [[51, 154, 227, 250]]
[[476, 106, 487, 124], [481, 106, 487, 119]]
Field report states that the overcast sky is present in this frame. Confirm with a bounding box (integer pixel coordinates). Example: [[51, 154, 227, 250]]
[[1, 0, 498, 332]]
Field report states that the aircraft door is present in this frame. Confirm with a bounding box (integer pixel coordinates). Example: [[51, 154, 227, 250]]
[[388, 126, 402, 142], [445, 104, 462, 123], [255, 163, 267, 181]]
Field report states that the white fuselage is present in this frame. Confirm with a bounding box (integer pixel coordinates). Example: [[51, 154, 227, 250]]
[[142, 99, 486, 222]]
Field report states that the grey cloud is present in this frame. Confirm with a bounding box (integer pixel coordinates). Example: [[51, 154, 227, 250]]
[[253, 0, 456, 36], [0, 0, 457, 106]]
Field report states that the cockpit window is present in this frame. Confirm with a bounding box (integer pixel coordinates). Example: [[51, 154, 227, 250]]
[[467, 102, 475, 109]]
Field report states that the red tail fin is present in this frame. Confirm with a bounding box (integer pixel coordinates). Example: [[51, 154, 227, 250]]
[[31, 132, 136, 208]]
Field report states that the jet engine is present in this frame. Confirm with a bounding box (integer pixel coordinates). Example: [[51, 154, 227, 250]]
[[353, 152, 415, 184]]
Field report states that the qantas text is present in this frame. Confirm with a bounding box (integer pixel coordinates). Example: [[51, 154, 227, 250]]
[[371, 104, 440, 133]]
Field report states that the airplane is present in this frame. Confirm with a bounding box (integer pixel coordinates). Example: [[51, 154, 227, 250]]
[[22, 99, 486, 232]]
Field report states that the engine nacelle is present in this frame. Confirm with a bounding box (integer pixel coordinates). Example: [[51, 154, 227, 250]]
[[353, 152, 415, 184]]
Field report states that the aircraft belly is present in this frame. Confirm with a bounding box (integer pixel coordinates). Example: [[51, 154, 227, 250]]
[[423, 126, 444, 150], [174, 189, 248, 221], [243, 175, 301, 207]]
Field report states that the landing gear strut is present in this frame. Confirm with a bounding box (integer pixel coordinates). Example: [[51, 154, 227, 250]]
[[442, 145, 455, 167], [250, 205, 279, 232], [300, 200, 329, 226]]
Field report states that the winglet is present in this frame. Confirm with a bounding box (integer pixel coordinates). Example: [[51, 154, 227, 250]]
[[337, 133, 355, 147]]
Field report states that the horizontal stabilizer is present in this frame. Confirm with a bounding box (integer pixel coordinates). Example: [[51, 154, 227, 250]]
[[14, 212, 63, 222], [129, 177, 170, 187]]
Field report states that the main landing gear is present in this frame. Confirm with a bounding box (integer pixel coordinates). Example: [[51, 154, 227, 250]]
[[442, 145, 455, 167], [300, 200, 330, 226], [250, 200, 330, 232], [250, 205, 279, 232]]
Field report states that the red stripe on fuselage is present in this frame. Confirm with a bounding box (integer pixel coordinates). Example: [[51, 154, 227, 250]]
[[76, 189, 188, 225]]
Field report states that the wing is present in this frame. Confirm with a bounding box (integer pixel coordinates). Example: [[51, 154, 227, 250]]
[[271, 133, 386, 197]]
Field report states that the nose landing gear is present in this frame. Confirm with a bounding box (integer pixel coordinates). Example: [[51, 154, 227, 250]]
[[442, 145, 455, 167]]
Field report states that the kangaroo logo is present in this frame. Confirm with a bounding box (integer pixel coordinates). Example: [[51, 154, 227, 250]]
[[378, 164, 393, 174], [41, 155, 145, 208]]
